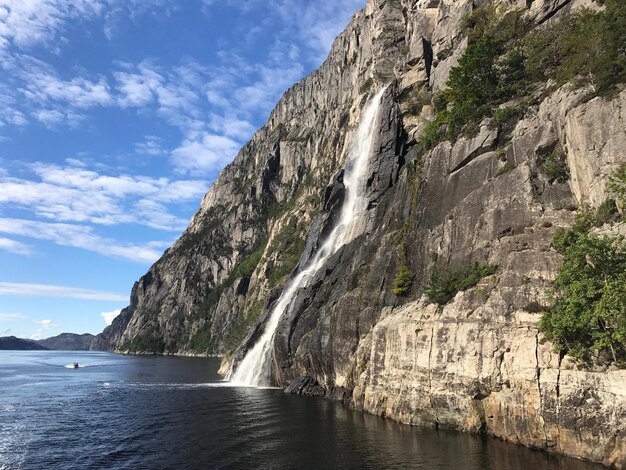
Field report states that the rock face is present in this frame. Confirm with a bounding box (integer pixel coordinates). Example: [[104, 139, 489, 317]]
[[38, 333, 95, 351], [92, 0, 626, 466]]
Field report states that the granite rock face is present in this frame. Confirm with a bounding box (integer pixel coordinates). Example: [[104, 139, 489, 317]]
[[93, 0, 626, 466]]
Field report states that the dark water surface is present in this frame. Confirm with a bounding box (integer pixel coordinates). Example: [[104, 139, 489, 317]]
[[0, 351, 604, 470]]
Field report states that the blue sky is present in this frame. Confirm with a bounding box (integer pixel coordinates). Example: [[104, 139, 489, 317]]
[[0, 0, 364, 340]]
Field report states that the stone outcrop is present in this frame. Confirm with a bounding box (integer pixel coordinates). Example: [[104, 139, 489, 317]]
[[92, 0, 626, 466]]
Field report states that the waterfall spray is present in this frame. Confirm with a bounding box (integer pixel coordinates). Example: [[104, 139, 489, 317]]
[[230, 86, 388, 386]]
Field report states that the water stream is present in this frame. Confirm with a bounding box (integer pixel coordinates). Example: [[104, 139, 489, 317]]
[[230, 86, 388, 386]]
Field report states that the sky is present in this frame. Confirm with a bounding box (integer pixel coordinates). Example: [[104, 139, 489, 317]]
[[0, 0, 365, 340]]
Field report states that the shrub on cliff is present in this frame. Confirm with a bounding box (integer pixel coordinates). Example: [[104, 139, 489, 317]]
[[540, 233, 626, 363], [540, 151, 570, 183], [425, 261, 497, 305], [607, 164, 626, 211], [392, 264, 413, 296], [420, 1, 626, 150], [421, 9, 527, 149], [190, 327, 213, 353], [525, 0, 626, 95]]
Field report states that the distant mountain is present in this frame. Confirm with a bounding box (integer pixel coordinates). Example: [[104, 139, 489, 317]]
[[0, 336, 49, 350], [38, 333, 95, 351]]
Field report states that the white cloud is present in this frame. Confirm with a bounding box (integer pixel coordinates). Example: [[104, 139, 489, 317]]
[[101, 308, 122, 325], [114, 60, 205, 134], [171, 133, 240, 174], [135, 135, 166, 156], [235, 63, 304, 111], [0, 282, 128, 301], [0, 0, 173, 52], [35, 109, 64, 126], [0, 237, 33, 255], [34, 319, 59, 329], [21, 71, 113, 109], [201, 0, 364, 63], [0, 163, 208, 230], [0, 84, 28, 126], [65, 158, 86, 167], [0, 1, 103, 51], [157, 180, 210, 202], [206, 112, 255, 141], [114, 62, 161, 108], [0, 218, 165, 264], [35, 108, 84, 128], [0, 312, 26, 321]]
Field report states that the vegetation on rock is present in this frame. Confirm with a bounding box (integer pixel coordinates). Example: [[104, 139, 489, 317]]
[[190, 326, 213, 353], [525, 0, 626, 95], [425, 261, 498, 306], [540, 151, 570, 183], [420, 1, 626, 150], [223, 301, 264, 355], [607, 164, 626, 211], [392, 264, 413, 296], [494, 162, 512, 177], [266, 217, 306, 288], [524, 301, 547, 313], [123, 335, 166, 354], [541, 229, 626, 364]]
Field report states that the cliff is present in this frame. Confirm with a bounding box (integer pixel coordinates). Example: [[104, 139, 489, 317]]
[[93, 0, 626, 466]]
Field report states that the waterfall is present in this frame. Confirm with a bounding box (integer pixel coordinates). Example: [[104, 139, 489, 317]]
[[230, 86, 388, 387]]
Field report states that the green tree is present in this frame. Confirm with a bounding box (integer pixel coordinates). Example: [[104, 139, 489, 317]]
[[446, 36, 500, 134], [540, 234, 626, 363], [392, 264, 413, 296], [607, 165, 626, 211], [425, 261, 497, 306]]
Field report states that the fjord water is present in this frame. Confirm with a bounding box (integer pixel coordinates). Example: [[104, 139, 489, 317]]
[[0, 351, 603, 470], [231, 87, 388, 386]]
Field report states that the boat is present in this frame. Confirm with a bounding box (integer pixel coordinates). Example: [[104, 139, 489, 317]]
[[72, 363, 79, 369]]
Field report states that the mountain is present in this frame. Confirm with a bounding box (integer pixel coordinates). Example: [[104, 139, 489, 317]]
[[0, 336, 49, 351], [38, 333, 95, 351], [92, 0, 626, 466]]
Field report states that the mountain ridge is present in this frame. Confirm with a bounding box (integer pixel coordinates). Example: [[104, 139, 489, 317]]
[[0, 336, 49, 351]]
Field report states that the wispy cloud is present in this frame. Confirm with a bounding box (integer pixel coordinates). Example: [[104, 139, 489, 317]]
[[33, 318, 60, 329], [135, 135, 166, 156], [0, 84, 28, 126], [0, 312, 27, 321], [0, 0, 173, 52], [21, 69, 113, 109], [0, 1, 103, 51], [171, 133, 241, 175], [0, 237, 33, 255], [202, 0, 364, 63], [101, 308, 122, 325], [30, 318, 61, 340], [0, 163, 207, 231], [0, 282, 128, 301], [0, 0, 363, 174], [0, 218, 165, 264]]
